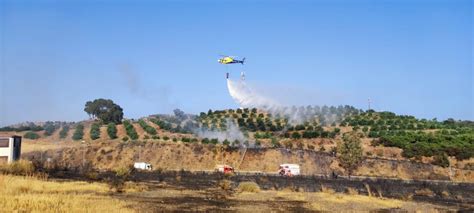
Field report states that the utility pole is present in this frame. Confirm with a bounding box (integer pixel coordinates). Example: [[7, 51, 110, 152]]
[[368, 98, 371, 111]]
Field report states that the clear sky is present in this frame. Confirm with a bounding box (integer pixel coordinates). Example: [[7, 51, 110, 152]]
[[0, 0, 472, 126]]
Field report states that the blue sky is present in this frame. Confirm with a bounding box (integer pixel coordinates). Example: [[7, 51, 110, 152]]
[[0, 0, 472, 126]]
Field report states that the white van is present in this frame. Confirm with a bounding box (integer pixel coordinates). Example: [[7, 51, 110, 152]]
[[278, 164, 300, 176], [134, 162, 152, 171]]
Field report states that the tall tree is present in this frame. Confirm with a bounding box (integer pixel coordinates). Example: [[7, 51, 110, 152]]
[[337, 132, 364, 177], [84, 99, 124, 124]]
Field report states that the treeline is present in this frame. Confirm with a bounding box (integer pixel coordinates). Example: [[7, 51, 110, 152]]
[[123, 120, 138, 140], [138, 119, 157, 135], [374, 131, 473, 161], [343, 111, 472, 133], [0, 124, 44, 132]]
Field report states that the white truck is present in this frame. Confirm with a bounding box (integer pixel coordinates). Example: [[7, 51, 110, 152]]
[[134, 162, 152, 171], [278, 164, 300, 176]]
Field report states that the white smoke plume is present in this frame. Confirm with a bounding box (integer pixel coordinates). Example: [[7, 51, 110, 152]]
[[227, 79, 309, 124], [193, 119, 249, 146]]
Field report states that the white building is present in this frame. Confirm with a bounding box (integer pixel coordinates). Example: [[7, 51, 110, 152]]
[[0, 136, 22, 164]]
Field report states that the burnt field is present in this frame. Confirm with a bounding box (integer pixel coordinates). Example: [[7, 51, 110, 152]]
[[46, 168, 474, 211]]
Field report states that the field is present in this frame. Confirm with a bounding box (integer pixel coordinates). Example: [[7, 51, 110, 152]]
[[0, 175, 135, 212], [0, 174, 456, 212]]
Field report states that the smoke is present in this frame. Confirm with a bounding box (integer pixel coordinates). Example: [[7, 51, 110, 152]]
[[193, 119, 249, 146], [226, 79, 341, 125], [118, 64, 179, 116], [226, 79, 305, 124]]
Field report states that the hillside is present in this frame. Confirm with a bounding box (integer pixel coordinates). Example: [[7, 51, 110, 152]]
[[1, 106, 473, 180]]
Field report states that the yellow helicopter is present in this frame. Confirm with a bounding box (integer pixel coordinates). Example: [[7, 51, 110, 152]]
[[218, 55, 245, 65]]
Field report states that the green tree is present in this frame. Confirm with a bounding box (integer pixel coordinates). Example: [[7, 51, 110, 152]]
[[107, 123, 118, 139], [43, 122, 58, 136], [90, 123, 101, 140], [84, 99, 124, 124], [59, 126, 70, 139], [122, 120, 138, 140], [337, 132, 364, 177], [72, 124, 85, 141], [138, 119, 157, 135]]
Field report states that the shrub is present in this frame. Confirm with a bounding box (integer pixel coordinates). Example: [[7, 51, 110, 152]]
[[90, 123, 101, 140], [223, 139, 230, 146], [218, 180, 233, 191], [237, 181, 260, 193], [72, 124, 84, 141], [432, 153, 450, 168], [59, 126, 70, 139], [123, 120, 138, 140], [271, 137, 281, 148], [291, 132, 301, 139], [107, 123, 118, 139], [24, 131, 40, 140], [122, 136, 129, 142], [109, 165, 132, 193]]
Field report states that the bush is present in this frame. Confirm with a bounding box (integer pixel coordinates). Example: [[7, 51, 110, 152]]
[[90, 123, 101, 140], [72, 124, 84, 141], [109, 165, 132, 193], [123, 120, 138, 140], [291, 132, 301, 139], [271, 137, 281, 148], [122, 136, 129, 142], [218, 180, 233, 191], [107, 123, 118, 139], [237, 182, 260, 193], [24, 131, 40, 140], [432, 153, 450, 168], [59, 126, 70, 139]]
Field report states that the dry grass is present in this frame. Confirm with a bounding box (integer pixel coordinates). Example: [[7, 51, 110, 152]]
[[308, 192, 403, 211], [237, 181, 260, 193], [321, 185, 335, 194], [415, 188, 436, 197], [346, 187, 358, 195], [218, 180, 233, 191], [0, 160, 35, 175], [0, 175, 135, 212]]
